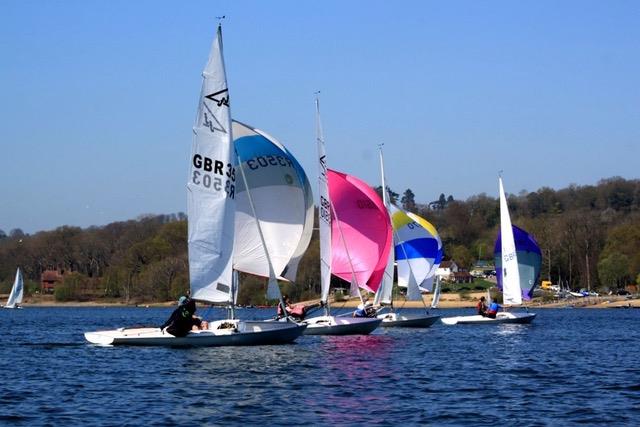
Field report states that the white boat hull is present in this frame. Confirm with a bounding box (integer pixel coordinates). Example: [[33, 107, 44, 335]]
[[377, 312, 440, 328], [84, 319, 306, 346], [441, 312, 536, 325], [302, 315, 381, 335]]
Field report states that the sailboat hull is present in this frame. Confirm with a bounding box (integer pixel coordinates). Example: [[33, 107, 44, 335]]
[[441, 312, 536, 325], [302, 315, 381, 335], [84, 320, 306, 346], [377, 312, 440, 328]]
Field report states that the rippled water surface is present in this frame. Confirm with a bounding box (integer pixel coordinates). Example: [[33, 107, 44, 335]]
[[1, 307, 639, 426]]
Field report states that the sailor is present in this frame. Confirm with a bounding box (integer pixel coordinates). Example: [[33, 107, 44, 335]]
[[485, 300, 500, 319], [160, 297, 207, 337], [476, 296, 488, 316]]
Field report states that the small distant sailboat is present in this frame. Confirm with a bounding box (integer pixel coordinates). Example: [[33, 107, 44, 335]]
[[301, 97, 383, 335], [84, 24, 305, 345], [3, 268, 24, 309], [441, 176, 537, 325], [373, 147, 440, 327]]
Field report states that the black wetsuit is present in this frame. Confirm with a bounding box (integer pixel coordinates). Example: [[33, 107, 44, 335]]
[[160, 305, 202, 337]]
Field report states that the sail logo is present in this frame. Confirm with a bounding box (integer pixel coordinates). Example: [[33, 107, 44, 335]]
[[205, 89, 229, 107], [202, 103, 227, 134], [319, 155, 328, 179]]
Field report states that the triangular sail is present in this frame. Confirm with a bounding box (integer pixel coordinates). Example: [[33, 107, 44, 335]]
[[497, 176, 522, 305], [187, 25, 236, 303], [5, 268, 24, 308], [374, 147, 394, 305], [316, 98, 332, 304], [232, 120, 313, 281], [430, 276, 441, 308], [495, 224, 542, 300], [328, 169, 392, 294]]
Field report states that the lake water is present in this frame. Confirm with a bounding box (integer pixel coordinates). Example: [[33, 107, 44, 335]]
[[0, 306, 638, 426]]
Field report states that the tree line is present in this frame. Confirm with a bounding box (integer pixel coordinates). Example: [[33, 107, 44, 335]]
[[1, 177, 639, 303]]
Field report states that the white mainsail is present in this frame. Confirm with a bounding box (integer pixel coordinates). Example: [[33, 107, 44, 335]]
[[5, 268, 24, 308], [316, 97, 332, 304], [498, 176, 522, 305], [187, 25, 236, 303], [374, 147, 395, 305]]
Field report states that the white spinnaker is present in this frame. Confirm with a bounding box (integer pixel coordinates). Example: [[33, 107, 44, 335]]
[[232, 121, 313, 283], [499, 176, 522, 305], [187, 25, 236, 303], [5, 268, 23, 308], [316, 98, 332, 304], [374, 147, 394, 306]]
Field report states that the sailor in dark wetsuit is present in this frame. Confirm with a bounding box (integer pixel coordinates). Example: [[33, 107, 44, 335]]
[[160, 298, 203, 337]]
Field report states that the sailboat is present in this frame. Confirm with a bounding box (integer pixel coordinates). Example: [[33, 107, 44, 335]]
[[300, 98, 383, 335], [84, 25, 306, 346], [2, 268, 24, 309], [441, 176, 537, 325], [373, 147, 440, 327]]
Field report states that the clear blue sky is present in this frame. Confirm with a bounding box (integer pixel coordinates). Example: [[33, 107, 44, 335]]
[[1, 0, 638, 234]]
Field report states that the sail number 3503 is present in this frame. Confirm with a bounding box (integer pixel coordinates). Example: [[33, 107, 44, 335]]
[[192, 154, 235, 198]]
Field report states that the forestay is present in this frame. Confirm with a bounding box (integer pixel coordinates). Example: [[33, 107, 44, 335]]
[[187, 25, 236, 303], [328, 169, 392, 294], [232, 120, 314, 282]]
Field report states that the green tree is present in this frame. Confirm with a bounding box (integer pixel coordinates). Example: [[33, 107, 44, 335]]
[[401, 189, 416, 212], [597, 253, 630, 290]]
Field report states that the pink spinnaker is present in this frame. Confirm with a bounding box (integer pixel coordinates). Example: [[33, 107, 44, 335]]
[[328, 169, 392, 293]]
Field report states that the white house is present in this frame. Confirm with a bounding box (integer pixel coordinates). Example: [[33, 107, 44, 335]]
[[435, 261, 458, 282]]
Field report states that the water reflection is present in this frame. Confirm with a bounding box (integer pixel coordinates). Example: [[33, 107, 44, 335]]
[[302, 334, 396, 425]]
